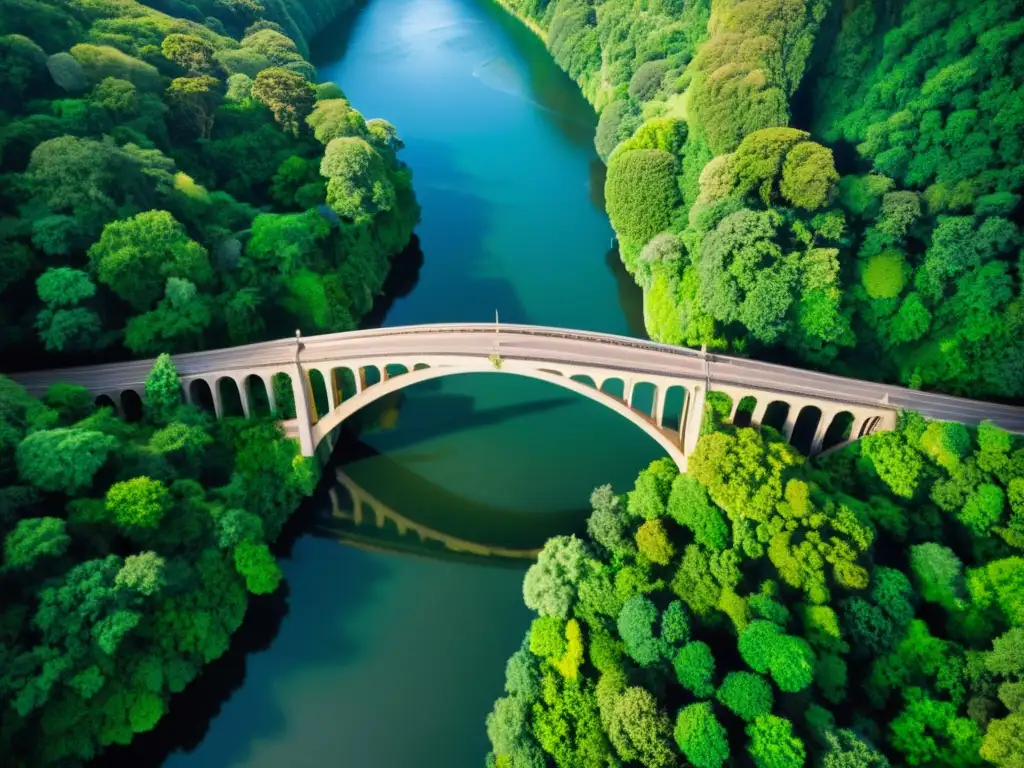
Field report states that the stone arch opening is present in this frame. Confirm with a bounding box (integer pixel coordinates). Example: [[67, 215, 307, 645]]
[[95, 394, 117, 413], [570, 374, 596, 388], [661, 386, 686, 431], [244, 375, 272, 417], [217, 377, 244, 418], [360, 365, 382, 388], [333, 367, 358, 401], [121, 390, 143, 422], [600, 378, 625, 400], [189, 379, 215, 413], [791, 405, 823, 455], [271, 372, 296, 419], [308, 369, 330, 420], [761, 401, 790, 433], [862, 415, 883, 437], [822, 411, 854, 452], [631, 381, 656, 417], [385, 363, 409, 379], [733, 396, 757, 428], [413, 363, 430, 371]]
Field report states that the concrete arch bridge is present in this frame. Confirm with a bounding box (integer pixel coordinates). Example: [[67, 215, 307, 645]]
[[11, 323, 1024, 469]]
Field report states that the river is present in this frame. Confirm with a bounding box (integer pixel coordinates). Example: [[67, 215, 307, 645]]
[[105, 0, 668, 764]]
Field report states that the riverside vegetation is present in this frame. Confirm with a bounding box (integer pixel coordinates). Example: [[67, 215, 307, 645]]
[[497, 0, 1024, 399], [486, 408, 1024, 768], [0, 356, 315, 764], [0, 0, 419, 364]]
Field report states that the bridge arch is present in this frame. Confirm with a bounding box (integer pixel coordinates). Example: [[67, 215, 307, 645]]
[[308, 360, 687, 467]]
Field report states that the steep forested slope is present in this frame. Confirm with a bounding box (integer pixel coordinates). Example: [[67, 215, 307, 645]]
[[0, 0, 419, 366], [486, 411, 1024, 768], [499, 0, 1023, 399]]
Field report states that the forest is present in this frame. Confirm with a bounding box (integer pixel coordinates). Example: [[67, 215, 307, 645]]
[[486, 406, 1024, 768], [0, 357, 315, 764], [0, 0, 419, 366], [498, 0, 1024, 400]]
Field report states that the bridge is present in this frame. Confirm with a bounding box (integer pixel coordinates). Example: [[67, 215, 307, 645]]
[[11, 323, 1024, 468]]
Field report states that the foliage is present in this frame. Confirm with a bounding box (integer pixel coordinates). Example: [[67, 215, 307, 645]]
[[489, 410, 1024, 768], [502, 0, 1024, 399], [0, 0, 418, 365], [0, 361, 316, 764], [674, 702, 729, 768], [716, 670, 773, 721]]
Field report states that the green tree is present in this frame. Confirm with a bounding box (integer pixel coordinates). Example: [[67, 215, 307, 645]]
[[166, 75, 221, 138], [522, 536, 590, 618], [43, 383, 94, 424], [635, 519, 675, 565], [779, 141, 838, 210], [305, 98, 367, 144], [861, 250, 908, 300], [115, 552, 165, 596], [88, 211, 211, 311], [160, 34, 215, 74], [618, 594, 668, 667], [716, 671, 774, 721], [0, 34, 46, 97], [673, 641, 716, 697], [821, 730, 891, 768], [105, 477, 170, 529], [747, 715, 806, 768], [17, 428, 117, 494], [674, 702, 729, 768], [232, 541, 282, 594], [667, 474, 729, 550], [251, 67, 315, 135], [910, 543, 965, 610], [319, 137, 395, 221], [124, 278, 213, 355], [605, 148, 680, 245], [587, 485, 636, 559], [3, 517, 69, 570], [36, 266, 95, 310], [981, 713, 1024, 768], [606, 687, 676, 768], [144, 354, 181, 425]]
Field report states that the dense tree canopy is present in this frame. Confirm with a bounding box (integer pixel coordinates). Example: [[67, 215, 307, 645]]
[[487, 409, 1024, 768], [0, 0, 419, 367], [0, 358, 315, 764]]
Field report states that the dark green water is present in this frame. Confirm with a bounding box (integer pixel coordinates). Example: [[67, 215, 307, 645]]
[[128, 0, 669, 764]]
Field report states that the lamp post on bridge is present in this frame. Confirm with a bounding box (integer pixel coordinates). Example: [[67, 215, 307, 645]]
[[490, 310, 503, 369]]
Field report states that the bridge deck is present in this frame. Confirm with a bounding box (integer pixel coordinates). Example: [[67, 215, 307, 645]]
[[8, 323, 1024, 431]]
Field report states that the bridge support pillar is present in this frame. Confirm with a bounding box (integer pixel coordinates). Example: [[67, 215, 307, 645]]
[[810, 410, 834, 455], [750, 399, 769, 427], [782, 408, 798, 442], [264, 374, 278, 416], [291, 363, 315, 456], [210, 380, 224, 419], [235, 376, 251, 418], [651, 386, 663, 427], [682, 385, 706, 456]]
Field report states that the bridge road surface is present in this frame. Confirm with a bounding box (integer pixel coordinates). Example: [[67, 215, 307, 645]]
[[9, 323, 1024, 432]]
